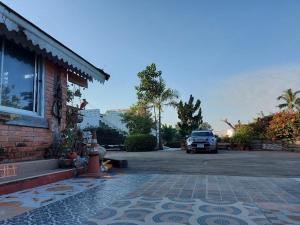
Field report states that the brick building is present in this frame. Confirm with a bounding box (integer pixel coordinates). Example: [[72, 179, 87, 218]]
[[0, 3, 109, 162]]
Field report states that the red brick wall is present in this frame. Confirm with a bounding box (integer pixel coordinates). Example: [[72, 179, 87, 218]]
[[0, 60, 67, 162]]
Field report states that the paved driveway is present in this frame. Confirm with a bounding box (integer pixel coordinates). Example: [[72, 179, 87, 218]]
[[1, 174, 300, 225], [107, 150, 300, 177], [1, 150, 300, 225], [85, 175, 300, 225]]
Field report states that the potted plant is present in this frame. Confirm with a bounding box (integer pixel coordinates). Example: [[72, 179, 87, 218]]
[[61, 128, 77, 159]]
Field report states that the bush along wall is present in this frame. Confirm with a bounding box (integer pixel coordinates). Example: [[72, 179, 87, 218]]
[[165, 140, 181, 148], [231, 125, 255, 150], [124, 134, 156, 152], [96, 126, 126, 145]]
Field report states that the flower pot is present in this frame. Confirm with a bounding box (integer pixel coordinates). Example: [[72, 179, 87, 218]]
[[66, 152, 77, 160]]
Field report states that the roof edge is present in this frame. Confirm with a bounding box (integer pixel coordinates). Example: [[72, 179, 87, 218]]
[[0, 1, 110, 81]]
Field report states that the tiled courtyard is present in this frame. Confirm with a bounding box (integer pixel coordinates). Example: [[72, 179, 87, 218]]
[[1, 174, 300, 225]]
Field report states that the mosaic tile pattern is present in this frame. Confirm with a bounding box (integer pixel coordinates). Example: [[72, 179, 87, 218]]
[[1, 174, 300, 225], [0, 178, 110, 220], [257, 202, 300, 225], [84, 196, 268, 225], [85, 174, 299, 225], [0, 175, 152, 225], [0, 178, 106, 209]]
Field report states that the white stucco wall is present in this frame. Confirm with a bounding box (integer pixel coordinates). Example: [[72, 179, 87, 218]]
[[78, 108, 129, 133], [101, 110, 129, 133], [78, 109, 101, 129]]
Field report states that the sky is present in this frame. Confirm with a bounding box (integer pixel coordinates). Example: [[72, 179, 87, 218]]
[[2, 0, 300, 131]]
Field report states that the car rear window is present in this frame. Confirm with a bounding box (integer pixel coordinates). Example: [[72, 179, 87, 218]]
[[191, 131, 213, 137]]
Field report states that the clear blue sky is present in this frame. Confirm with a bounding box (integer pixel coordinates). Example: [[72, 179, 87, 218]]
[[3, 0, 300, 130]]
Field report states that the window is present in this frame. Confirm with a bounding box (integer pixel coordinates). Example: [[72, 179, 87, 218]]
[[0, 38, 43, 116], [191, 131, 213, 137]]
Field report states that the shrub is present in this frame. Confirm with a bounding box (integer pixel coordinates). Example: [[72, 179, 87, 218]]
[[96, 126, 125, 145], [266, 112, 300, 143], [165, 140, 181, 148], [219, 136, 232, 143], [249, 115, 273, 140], [161, 124, 177, 143], [124, 134, 156, 152], [232, 125, 254, 145], [122, 110, 154, 135]]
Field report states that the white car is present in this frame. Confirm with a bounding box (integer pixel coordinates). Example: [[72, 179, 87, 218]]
[[186, 130, 218, 153]]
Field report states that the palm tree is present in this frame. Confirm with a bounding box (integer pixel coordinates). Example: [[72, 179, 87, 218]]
[[136, 64, 179, 149], [154, 78, 179, 149], [277, 88, 300, 111]]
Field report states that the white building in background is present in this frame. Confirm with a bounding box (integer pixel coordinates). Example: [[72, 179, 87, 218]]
[[214, 128, 235, 137], [78, 108, 129, 134], [226, 129, 234, 137], [78, 109, 101, 129], [101, 109, 129, 133]]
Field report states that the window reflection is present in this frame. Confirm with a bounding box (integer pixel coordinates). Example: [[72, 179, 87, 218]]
[[1, 40, 36, 111]]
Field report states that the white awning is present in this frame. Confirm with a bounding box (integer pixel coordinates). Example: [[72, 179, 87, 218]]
[[0, 3, 110, 83]]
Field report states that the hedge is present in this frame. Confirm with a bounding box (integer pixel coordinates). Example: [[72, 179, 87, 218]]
[[124, 134, 156, 152], [165, 140, 181, 148], [96, 126, 125, 145]]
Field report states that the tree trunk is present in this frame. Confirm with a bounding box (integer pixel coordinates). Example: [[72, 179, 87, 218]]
[[158, 106, 163, 150], [153, 106, 159, 148]]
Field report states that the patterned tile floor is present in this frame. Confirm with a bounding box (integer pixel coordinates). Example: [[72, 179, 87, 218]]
[[0, 178, 109, 220], [0, 174, 300, 225]]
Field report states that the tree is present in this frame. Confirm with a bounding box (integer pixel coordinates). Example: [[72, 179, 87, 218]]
[[266, 111, 300, 143], [136, 63, 178, 149], [121, 105, 155, 135], [199, 122, 212, 130], [161, 124, 178, 143], [277, 88, 300, 112], [177, 95, 203, 137]]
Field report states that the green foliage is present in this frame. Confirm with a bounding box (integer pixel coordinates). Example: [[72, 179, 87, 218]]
[[135, 63, 163, 104], [165, 140, 181, 148], [60, 128, 83, 155], [67, 89, 74, 103], [122, 107, 154, 135], [249, 115, 273, 140], [199, 122, 212, 130], [218, 136, 232, 143], [161, 124, 178, 143], [124, 134, 156, 152], [266, 111, 300, 143], [66, 106, 79, 129], [277, 88, 300, 112], [96, 126, 125, 145], [61, 128, 75, 149], [232, 125, 255, 145], [161, 124, 182, 148], [177, 95, 203, 137], [135, 63, 178, 149]]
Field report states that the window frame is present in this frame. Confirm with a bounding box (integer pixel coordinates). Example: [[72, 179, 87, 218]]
[[0, 39, 44, 118]]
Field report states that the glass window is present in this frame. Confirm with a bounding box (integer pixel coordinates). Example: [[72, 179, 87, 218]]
[[0, 39, 41, 115], [191, 131, 213, 137]]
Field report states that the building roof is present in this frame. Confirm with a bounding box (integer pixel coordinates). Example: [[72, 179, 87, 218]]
[[0, 2, 110, 83]]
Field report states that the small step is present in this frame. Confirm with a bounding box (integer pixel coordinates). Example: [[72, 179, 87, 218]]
[[0, 168, 84, 195], [0, 159, 84, 195], [0, 159, 59, 184]]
